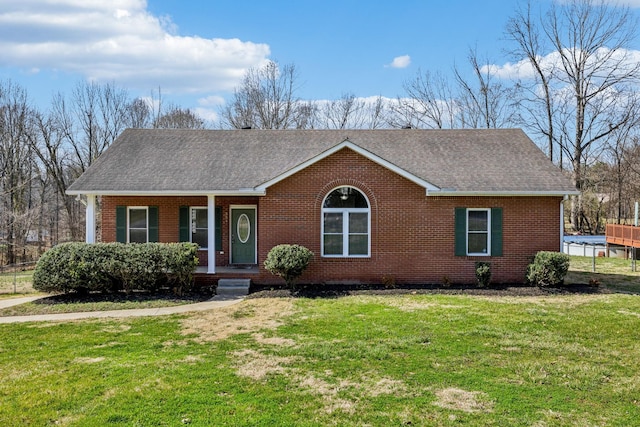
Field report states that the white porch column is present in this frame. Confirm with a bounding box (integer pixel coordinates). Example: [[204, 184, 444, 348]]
[[207, 195, 216, 274], [560, 198, 565, 252], [85, 194, 96, 244]]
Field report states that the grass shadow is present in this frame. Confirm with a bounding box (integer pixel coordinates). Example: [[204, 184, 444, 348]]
[[248, 281, 612, 299]]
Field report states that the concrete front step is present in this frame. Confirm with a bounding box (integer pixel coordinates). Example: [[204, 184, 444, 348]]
[[217, 278, 251, 296]]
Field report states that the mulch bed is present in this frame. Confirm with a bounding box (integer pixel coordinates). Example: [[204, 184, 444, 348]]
[[32, 283, 608, 304], [246, 283, 609, 299], [33, 288, 216, 305]]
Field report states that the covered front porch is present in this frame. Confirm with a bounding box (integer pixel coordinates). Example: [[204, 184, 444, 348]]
[[82, 193, 262, 276], [195, 265, 260, 275], [194, 265, 260, 291]]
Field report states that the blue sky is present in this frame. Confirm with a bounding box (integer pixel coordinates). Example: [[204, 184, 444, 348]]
[[1, 0, 639, 121]]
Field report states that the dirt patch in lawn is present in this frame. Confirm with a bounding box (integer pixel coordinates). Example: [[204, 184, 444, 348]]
[[433, 387, 494, 413], [231, 346, 410, 416], [74, 357, 105, 364], [252, 332, 297, 347], [181, 298, 296, 343], [232, 349, 298, 380]]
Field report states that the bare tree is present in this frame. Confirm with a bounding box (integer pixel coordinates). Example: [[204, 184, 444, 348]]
[[291, 101, 318, 129], [366, 96, 389, 129], [506, 0, 640, 231], [51, 81, 132, 174], [320, 93, 364, 129], [220, 61, 306, 129], [506, 2, 559, 163], [603, 112, 640, 224], [0, 81, 39, 264], [30, 112, 85, 241], [454, 49, 516, 129], [154, 105, 206, 129], [396, 51, 514, 130], [127, 98, 153, 128], [396, 70, 458, 129], [29, 81, 133, 241]]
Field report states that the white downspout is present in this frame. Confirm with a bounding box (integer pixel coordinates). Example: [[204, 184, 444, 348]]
[[208, 195, 216, 274]]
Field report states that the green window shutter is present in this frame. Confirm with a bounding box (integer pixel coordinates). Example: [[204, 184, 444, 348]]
[[148, 206, 159, 243], [179, 206, 190, 242], [215, 206, 222, 251], [454, 207, 467, 256], [491, 207, 503, 257], [116, 206, 126, 243]]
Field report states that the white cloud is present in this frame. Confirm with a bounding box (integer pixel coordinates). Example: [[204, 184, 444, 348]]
[[0, 0, 270, 94], [194, 107, 219, 123], [198, 95, 226, 108], [194, 95, 226, 122], [483, 48, 640, 81], [387, 55, 411, 69]]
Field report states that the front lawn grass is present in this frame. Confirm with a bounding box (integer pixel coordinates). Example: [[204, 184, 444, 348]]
[[567, 254, 640, 293], [1, 294, 639, 425], [0, 291, 213, 316]]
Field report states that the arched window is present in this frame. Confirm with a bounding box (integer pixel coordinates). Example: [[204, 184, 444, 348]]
[[322, 186, 370, 257]]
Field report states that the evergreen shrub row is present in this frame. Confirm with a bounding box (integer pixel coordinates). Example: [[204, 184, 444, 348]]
[[33, 242, 199, 294]]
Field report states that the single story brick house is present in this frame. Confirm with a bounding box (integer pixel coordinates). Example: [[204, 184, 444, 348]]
[[67, 128, 577, 285]]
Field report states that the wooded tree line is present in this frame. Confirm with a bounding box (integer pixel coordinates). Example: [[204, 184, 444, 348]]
[[0, 82, 206, 264], [1, 0, 639, 265]]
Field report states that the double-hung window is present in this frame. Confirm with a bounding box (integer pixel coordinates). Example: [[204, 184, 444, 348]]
[[322, 186, 370, 257], [128, 207, 148, 243], [179, 206, 222, 251], [467, 209, 490, 255], [455, 207, 503, 257], [116, 206, 158, 243], [190, 207, 208, 249]]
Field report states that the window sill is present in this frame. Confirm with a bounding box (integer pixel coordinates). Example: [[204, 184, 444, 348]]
[[321, 255, 371, 259]]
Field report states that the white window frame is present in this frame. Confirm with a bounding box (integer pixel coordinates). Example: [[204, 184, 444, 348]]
[[321, 186, 370, 258], [190, 206, 208, 250], [466, 208, 491, 256], [127, 206, 148, 243]]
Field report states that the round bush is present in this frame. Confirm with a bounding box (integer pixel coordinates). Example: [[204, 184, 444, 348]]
[[264, 244, 313, 289], [526, 251, 570, 287]]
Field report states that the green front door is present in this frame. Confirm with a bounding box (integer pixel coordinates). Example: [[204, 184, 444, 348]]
[[231, 207, 256, 264]]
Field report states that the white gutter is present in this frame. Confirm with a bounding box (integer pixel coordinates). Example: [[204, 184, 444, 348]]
[[426, 190, 580, 197], [66, 189, 266, 197]]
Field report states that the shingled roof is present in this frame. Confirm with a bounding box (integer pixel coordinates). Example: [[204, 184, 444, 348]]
[[66, 128, 577, 196]]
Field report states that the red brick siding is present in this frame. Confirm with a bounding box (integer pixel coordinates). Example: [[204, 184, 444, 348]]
[[101, 148, 563, 285]]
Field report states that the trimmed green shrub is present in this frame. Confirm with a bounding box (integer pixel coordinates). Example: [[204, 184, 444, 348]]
[[163, 243, 200, 294], [526, 251, 570, 287], [475, 262, 491, 288], [264, 244, 313, 289], [33, 242, 199, 294]]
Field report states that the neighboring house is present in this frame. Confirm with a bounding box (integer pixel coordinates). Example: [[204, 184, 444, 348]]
[[67, 128, 578, 285]]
